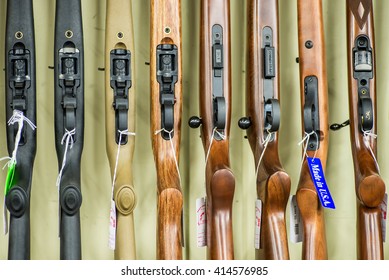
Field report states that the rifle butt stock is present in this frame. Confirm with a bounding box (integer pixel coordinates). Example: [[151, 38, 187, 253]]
[[256, 171, 290, 260], [242, 0, 291, 260], [60, 211, 81, 260], [205, 168, 234, 260], [5, 0, 37, 260], [115, 211, 136, 259], [150, 0, 183, 260], [296, 0, 329, 260], [114, 183, 136, 259], [190, 0, 235, 260], [357, 203, 383, 259], [105, 0, 137, 259], [157, 188, 183, 260], [296, 170, 327, 260], [7, 206, 30, 259], [347, 0, 385, 259], [54, 0, 84, 259]]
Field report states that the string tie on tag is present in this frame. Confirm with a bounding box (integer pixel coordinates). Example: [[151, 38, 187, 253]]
[[255, 130, 273, 179], [56, 128, 76, 189], [205, 127, 226, 165], [298, 131, 318, 168], [155, 128, 181, 186], [111, 129, 136, 199], [6, 110, 36, 166], [108, 129, 135, 250], [362, 129, 380, 174]]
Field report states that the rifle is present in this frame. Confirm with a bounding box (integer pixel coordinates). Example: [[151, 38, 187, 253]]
[[54, 0, 84, 260], [238, 0, 290, 260], [346, 0, 385, 259], [150, 0, 183, 260], [189, 0, 235, 260], [105, 0, 137, 259], [4, 0, 37, 260], [295, 0, 329, 259]]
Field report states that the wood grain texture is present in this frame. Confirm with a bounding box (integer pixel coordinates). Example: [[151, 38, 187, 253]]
[[246, 0, 290, 260], [105, 0, 136, 260], [296, 0, 328, 260], [150, 0, 183, 260], [200, 0, 235, 260], [346, 0, 385, 259]]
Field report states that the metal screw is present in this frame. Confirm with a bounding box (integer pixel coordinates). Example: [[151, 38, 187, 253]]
[[117, 32, 124, 39], [164, 27, 171, 34], [15, 31, 23, 39], [305, 40, 313, 49], [358, 38, 366, 46], [65, 30, 73, 38]]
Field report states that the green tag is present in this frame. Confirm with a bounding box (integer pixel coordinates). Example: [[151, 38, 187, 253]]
[[4, 162, 16, 196]]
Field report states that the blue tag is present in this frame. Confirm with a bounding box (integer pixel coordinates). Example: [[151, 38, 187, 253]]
[[307, 157, 335, 209]]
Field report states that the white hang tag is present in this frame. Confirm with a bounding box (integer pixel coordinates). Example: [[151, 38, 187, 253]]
[[254, 199, 262, 249], [290, 195, 303, 243], [108, 199, 117, 250], [380, 193, 387, 242], [196, 197, 207, 247], [3, 198, 8, 235]]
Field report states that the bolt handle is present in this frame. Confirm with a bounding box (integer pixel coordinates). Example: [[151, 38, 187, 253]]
[[188, 116, 202, 128], [238, 117, 251, 130]]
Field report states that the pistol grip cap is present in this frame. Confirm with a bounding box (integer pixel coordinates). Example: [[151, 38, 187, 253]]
[[6, 186, 28, 217], [60, 185, 82, 216]]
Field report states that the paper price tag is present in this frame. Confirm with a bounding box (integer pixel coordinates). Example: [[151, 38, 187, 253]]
[[108, 199, 116, 250], [307, 157, 335, 209], [290, 195, 303, 243], [196, 197, 207, 247], [254, 199, 262, 249], [381, 193, 387, 242], [4, 162, 16, 196]]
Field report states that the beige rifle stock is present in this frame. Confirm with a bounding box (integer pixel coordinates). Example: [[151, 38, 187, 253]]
[[105, 0, 136, 260]]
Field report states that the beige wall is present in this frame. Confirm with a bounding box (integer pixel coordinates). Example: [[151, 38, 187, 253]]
[[1, 0, 389, 260]]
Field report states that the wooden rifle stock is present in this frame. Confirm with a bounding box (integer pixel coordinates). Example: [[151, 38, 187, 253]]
[[54, 0, 84, 260], [189, 0, 235, 260], [4, 0, 37, 260], [239, 0, 290, 260], [105, 0, 137, 259], [296, 0, 328, 260], [150, 0, 183, 260], [346, 0, 385, 259]]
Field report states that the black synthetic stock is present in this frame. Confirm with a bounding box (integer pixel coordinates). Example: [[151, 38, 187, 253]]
[[54, 0, 84, 260], [5, 0, 37, 260]]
